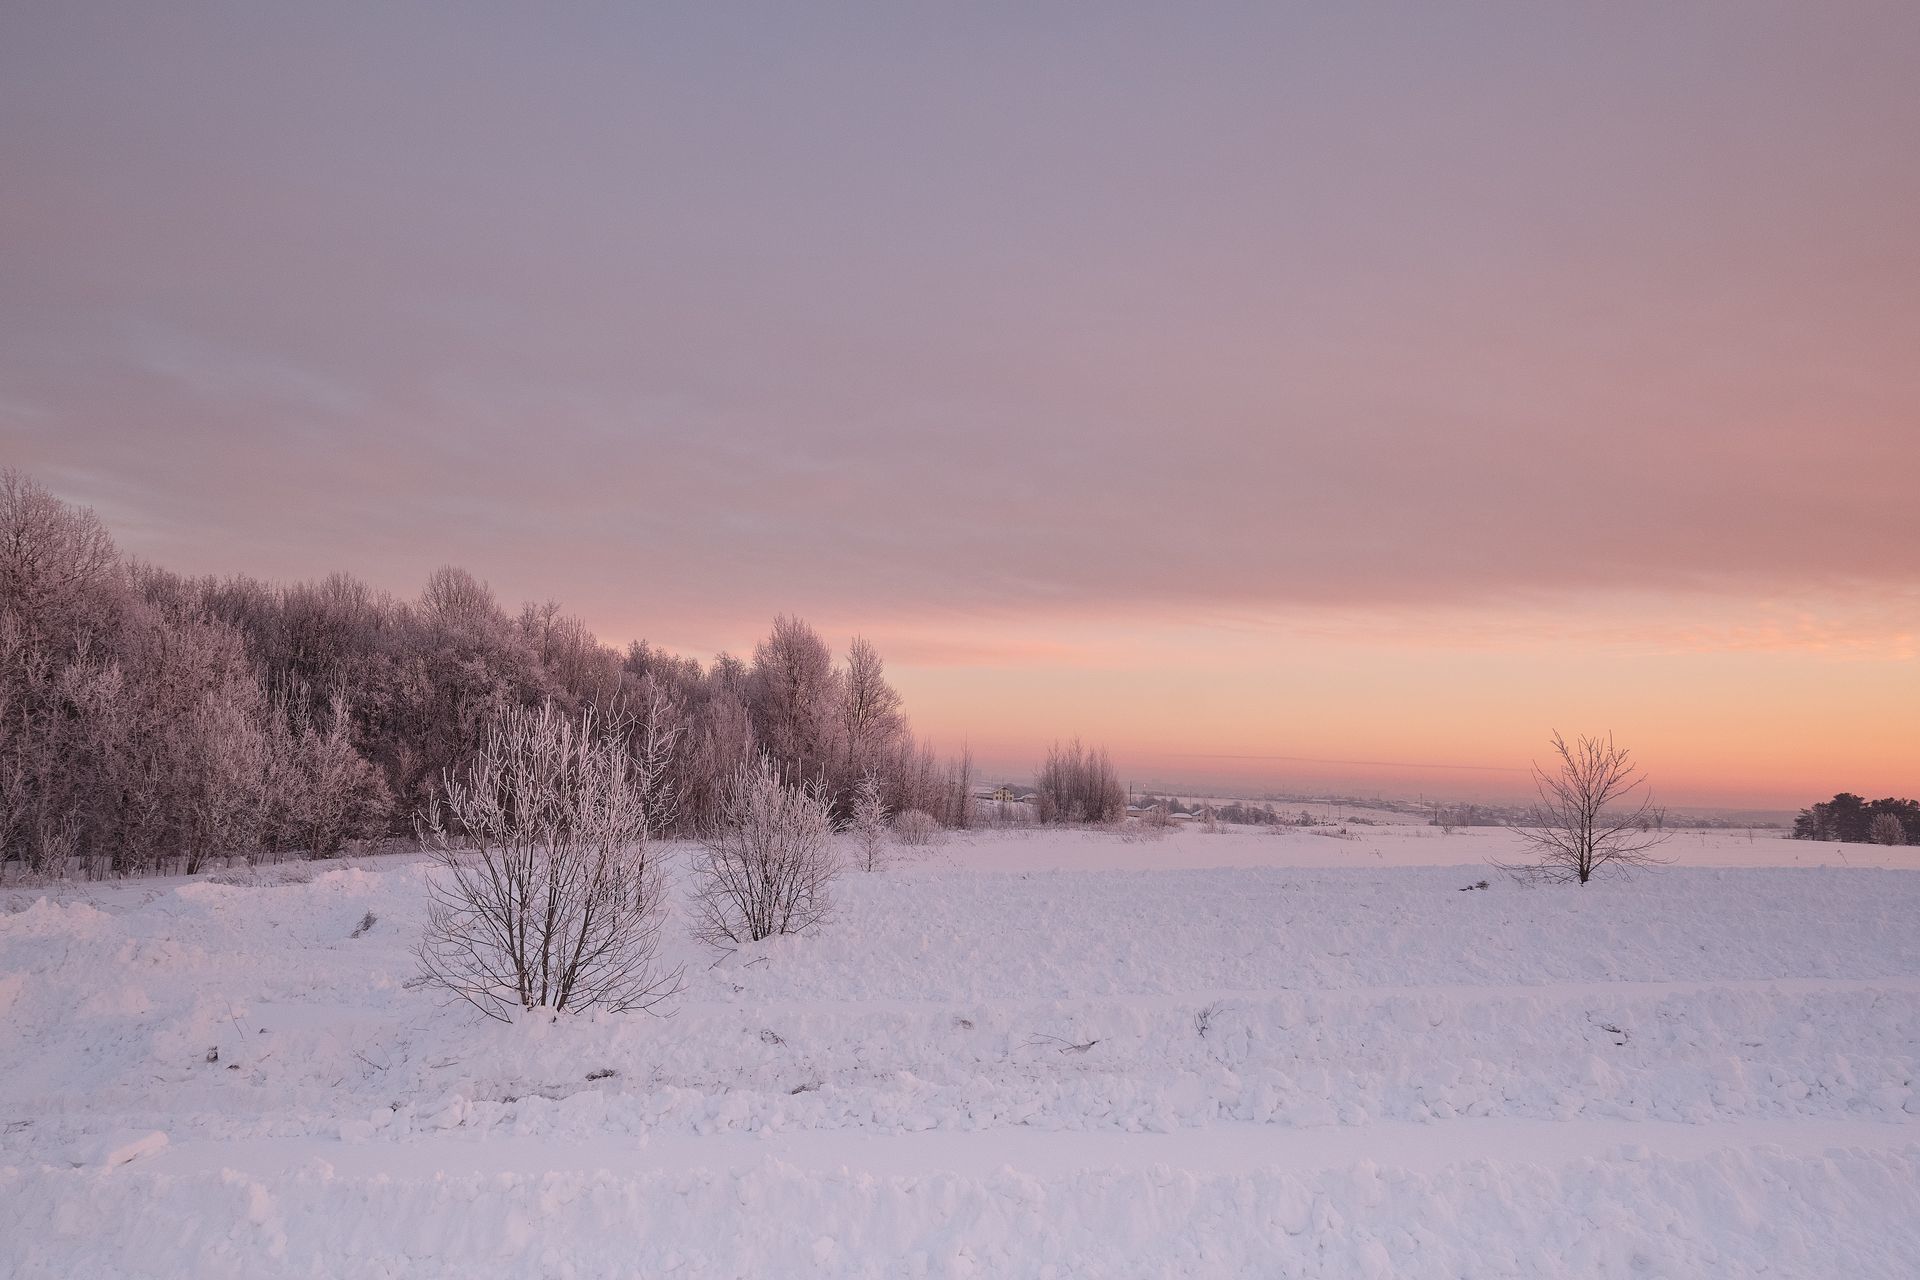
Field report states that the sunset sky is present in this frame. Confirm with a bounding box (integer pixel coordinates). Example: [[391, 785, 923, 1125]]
[[4, 4, 1916, 809]]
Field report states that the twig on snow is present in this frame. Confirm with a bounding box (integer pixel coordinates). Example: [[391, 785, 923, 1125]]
[[1025, 1033, 1101, 1055]]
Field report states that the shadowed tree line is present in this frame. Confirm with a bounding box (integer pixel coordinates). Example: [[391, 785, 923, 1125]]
[[0, 470, 977, 877], [1792, 794, 1918, 846]]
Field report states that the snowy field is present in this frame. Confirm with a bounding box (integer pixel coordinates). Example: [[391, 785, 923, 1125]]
[[3, 824, 1918, 1278]]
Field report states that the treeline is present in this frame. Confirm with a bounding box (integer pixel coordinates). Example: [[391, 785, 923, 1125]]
[[1791, 793, 1917, 846], [0, 470, 975, 877]]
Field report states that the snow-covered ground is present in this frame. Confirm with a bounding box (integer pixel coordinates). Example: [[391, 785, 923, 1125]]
[[4, 824, 1917, 1277]]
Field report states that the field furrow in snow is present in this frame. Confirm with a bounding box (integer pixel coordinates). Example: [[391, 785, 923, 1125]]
[[7, 1132, 1918, 1279]]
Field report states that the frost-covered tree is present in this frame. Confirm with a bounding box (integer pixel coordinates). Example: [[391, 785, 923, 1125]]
[[1, 471, 955, 877], [624, 685, 686, 835], [0, 468, 120, 645], [690, 756, 837, 944], [1870, 812, 1907, 846], [286, 690, 391, 858], [418, 701, 681, 1020], [0, 470, 126, 872], [681, 694, 755, 833], [420, 565, 502, 632], [748, 615, 840, 787], [837, 636, 904, 797], [849, 770, 890, 871]]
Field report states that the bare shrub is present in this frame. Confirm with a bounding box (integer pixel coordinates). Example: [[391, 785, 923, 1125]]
[[1495, 731, 1672, 886], [1870, 812, 1906, 846], [892, 807, 941, 847], [1194, 1001, 1229, 1038], [690, 756, 837, 945], [1034, 739, 1124, 824], [417, 701, 681, 1020], [848, 771, 891, 871]]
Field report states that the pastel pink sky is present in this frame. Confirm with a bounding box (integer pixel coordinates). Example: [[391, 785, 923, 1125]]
[[4, 4, 1917, 808]]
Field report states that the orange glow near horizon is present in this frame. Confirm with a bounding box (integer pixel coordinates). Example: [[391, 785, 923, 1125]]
[[580, 593, 1920, 812]]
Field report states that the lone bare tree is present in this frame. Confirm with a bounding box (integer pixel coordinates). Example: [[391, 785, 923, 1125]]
[[690, 756, 837, 944], [1496, 731, 1671, 885], [418, 701, 682, 1020]]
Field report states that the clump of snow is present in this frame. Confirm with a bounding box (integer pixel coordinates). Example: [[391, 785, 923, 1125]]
[[65, 1129, 168, 1169]]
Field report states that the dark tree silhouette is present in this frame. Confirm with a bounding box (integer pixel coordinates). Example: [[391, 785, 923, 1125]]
[[1495, 732, 1671, 885]]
